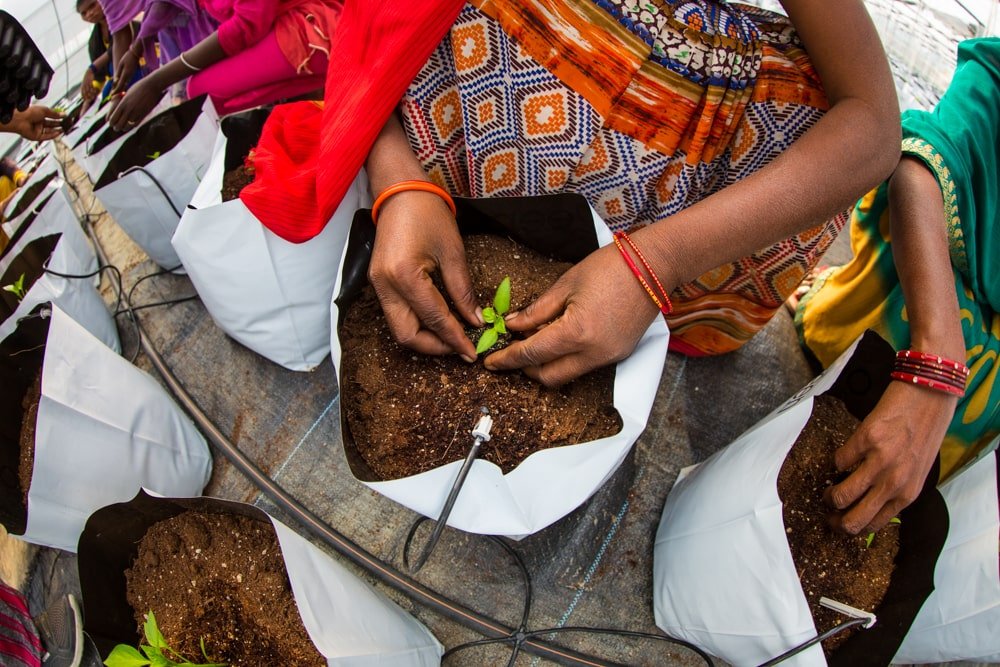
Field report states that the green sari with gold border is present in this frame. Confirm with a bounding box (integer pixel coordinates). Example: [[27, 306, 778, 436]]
[[797, 38, 1000, 480]]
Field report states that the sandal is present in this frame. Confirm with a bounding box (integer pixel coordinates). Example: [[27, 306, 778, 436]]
[[783, 265, 830, 316]]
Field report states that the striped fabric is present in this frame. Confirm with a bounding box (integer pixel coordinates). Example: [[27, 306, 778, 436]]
[[0, 582, 42, 667]]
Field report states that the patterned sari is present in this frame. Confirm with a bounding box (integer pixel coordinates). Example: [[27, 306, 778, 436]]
[[400, 0, 846, 355], [797, 39, 1000, 480]]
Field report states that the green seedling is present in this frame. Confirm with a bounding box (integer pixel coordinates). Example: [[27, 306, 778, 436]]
[[864, 516, 901, 548], [3, 274, 26, 301], [105, 611, 226, 667], [475, 276, 511, 355], [146, 151, 161, 160]]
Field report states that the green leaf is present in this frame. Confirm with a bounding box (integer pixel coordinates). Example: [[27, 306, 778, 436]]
[[104, 644, 151, 667], [493, 277, 511, 315], [864, 532, 875, 548], [146, 151, 161, 160], [476, 327, 499, 355], [494, 317, 506, 335], [2, 284, 16, 294], [144, 612, 167, 650], [481, 307, 496, 324], [889, 517, 901, 525]]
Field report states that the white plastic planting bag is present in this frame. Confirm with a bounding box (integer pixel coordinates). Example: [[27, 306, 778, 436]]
[[892, 444, 1000, 663], [0, 306, 212, 552], [1, 157, 67, 235], [653, 331, 947, 666], [93, 96, 218, 270], [0, 214, 118, 350], [331, 195, 669, 538], [70, 93, 174, 181], [172, 108, 369, 371], [78, 491, 444, 666]]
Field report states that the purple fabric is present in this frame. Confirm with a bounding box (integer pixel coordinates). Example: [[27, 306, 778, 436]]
[[136, 0, 218, 63], [98, 0, 144, 33]]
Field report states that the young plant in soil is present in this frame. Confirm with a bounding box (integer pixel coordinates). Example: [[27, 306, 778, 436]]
[[777, 395, 900, 654], [3, 273, 26, 301], [340, 234, 622, 481], [475, 276, 510, 354], [105, 611, 226, 667], [125, 511, 324, 666]]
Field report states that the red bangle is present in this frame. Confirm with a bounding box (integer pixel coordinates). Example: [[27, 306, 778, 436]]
[[894, 360, 968, 384], [371, 180, 456, 226], [890, 371, 966, 397], [896, 349, 969, 376], [612, 231, 673, 315]]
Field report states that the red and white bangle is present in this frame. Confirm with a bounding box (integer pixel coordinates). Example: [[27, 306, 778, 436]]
[[891, 349, 969, 397], [612, 231, 673, 316]]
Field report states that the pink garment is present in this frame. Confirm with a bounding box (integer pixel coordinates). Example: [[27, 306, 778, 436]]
[[198, 0, 340, 71], [98, 0, 144, 33], [186, 31, 325, 115]]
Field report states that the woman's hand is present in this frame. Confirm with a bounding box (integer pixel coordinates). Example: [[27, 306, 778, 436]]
[[4, 106, 64, 141], [368, 190, 481, 361], [81, 67, 97, 103], [108, 77, 162, 132], [485, 242, 661, 387], [111, 48, 142, 98], [824, 381, 956, 534]]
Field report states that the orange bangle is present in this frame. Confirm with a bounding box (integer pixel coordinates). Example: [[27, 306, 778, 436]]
[[370, 180, 457, 225]]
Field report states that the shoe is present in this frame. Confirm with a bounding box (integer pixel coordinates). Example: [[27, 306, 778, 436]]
[[34, 593, 83, 667]]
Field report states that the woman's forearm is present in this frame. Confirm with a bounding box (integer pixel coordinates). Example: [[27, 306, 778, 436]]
[[366, 113, 434, 194], [888, 156, 965, 359], [636, 0, 900, 289], [143, 32, 227, 92]]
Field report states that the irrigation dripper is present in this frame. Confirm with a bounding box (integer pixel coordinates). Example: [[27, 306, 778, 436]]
[[405, 407, 494, 573], [755, 596, 876, 666]]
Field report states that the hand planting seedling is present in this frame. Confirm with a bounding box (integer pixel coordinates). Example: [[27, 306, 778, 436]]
[[476, 276, 511, 355], [865, 516, 901, 548], [3, 273, 26, 301], [104, 610, 226, 667]]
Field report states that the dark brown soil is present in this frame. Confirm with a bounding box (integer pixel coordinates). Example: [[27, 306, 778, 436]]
[[221, 164, 254, 202], [341, 234, 622, 480], [17, 369, 41, 507], [126, 511, 324, 666], [777, 395, 899, 654]]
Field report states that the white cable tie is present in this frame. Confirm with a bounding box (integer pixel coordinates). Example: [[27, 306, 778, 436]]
[[471, 414, 493, 442], [819, 597, 876, 629]]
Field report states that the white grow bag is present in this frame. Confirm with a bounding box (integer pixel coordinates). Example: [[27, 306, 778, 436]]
[[1, 156, 68, 236], [172, 109, 369, 371], [93, 96, 218, 270], [653, 331, 947, 666], [0, 305, 212, 552], [78, 491, 444, 666], [0, 213, 118, 351], [331, 195, 668, 538], [70, 93, 173, 182], [892, 444, 1000, 663]]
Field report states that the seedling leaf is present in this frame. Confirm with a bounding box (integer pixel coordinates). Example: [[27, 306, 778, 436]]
[[865, 532, 875, 548], [494, 317, 507, 335], [3, 273, 26, 301], [146, 151, 161, 160], [476, 328, 499, 355], [105, 645, 150, 667], [494, 277, 511, 314], [144, 611, 167, 649], [889, 517, 901, 525], [482, 307, 496, 324]]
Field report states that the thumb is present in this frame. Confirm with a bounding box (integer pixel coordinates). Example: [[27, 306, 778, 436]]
[[439, 252, 482, 327]]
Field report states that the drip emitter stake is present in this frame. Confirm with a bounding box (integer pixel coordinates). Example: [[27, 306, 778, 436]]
[[406, 408, 494, 572]]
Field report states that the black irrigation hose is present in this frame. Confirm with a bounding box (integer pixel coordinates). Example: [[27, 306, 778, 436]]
[[756, 618, 871, 667], [118, 166, 183, 218]]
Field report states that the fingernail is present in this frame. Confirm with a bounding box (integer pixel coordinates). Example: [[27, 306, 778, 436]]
[[461, 354, 475, 364], [507, 310, 519, 320], [474, 307, 484, 326]]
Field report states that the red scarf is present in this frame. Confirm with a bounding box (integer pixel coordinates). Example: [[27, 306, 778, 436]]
[[240, 1, 465, 243]]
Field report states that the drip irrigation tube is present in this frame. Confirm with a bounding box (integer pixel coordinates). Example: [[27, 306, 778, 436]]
[[77, 208, 646, 667]]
